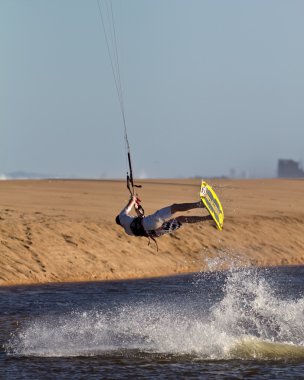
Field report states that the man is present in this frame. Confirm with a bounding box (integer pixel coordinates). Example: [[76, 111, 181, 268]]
[[115, 195, 212, 238]]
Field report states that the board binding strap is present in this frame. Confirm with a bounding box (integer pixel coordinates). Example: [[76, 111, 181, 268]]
[[200, 180, 224, 231]]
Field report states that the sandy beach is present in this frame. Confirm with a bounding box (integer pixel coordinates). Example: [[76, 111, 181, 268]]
[[0, 178, 304, 286]]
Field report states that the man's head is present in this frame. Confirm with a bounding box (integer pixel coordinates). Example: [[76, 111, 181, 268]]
[[115, 215, 121, 226]]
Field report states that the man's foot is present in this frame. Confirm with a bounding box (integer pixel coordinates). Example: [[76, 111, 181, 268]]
[[196, 200, 205, 208], [200, 186, 207, 198]]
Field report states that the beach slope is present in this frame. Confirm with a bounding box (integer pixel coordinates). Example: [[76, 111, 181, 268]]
[[0, 179, 304, 285]]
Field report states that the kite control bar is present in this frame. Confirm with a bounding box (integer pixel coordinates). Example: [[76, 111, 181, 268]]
[[126, 173, 142, 195], [126, 151, 144, 216], [134, 195, 144, 217], [127, 175, 144, 217], [126, 151, 142, 192]]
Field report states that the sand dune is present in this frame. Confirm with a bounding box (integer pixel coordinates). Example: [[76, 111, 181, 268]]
[[0, 179, 304, 286]]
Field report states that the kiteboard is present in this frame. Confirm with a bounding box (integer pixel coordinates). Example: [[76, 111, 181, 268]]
[[200, 180, 224, 230]]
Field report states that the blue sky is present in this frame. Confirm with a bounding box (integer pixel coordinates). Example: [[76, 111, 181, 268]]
[[1, 0, 304, 179]]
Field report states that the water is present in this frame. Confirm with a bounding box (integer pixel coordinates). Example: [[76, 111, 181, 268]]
[[1, 265, 304, 379]]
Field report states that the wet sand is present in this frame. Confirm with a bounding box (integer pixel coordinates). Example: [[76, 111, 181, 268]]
[[0, 178, 304, 286]]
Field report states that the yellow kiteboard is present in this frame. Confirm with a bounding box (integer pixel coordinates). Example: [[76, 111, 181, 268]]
[[200, 180, 224, 230]]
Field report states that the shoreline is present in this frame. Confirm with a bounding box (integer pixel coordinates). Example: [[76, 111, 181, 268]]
[[1, 263, 304, 289], [1, 179, 304, 286]]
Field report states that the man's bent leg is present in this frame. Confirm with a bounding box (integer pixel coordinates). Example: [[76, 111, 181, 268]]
[[143, 206, 172, 231]]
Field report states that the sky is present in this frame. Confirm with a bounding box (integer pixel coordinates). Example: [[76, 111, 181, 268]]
[[1, 0, 304, 179]]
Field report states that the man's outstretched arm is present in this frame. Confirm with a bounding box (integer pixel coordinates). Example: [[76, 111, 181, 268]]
[[124, 195, 137, 214]]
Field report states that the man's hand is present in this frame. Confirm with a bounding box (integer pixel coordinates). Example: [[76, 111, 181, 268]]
[[133, 195, 141, 208]]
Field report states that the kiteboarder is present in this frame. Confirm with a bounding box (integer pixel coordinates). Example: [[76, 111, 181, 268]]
[[115, 195, 212, 238], [99, 4, 217, 240]]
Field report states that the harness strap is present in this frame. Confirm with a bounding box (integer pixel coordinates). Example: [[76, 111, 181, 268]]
[[147, 235, 159, 251], [130, 217, 159, 250]]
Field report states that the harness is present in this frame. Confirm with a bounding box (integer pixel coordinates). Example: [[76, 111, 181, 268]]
[[130, 217, 148, 237]]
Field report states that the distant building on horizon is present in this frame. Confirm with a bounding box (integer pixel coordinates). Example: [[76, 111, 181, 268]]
[[277, 159, 304, 178]]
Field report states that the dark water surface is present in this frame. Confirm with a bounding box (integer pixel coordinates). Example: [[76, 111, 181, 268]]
[[1, 266, 304, 379]]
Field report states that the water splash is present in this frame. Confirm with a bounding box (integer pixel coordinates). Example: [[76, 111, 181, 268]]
[[6, 268, 304, 360], [203, 248, 250, 272]]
